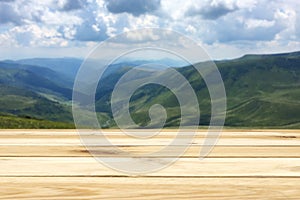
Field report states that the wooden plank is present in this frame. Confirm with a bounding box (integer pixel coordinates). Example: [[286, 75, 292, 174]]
[[0, 145, 300, 158], [1, 129, 300, 135], [0, 130, 299, 147], [0, 157, 300, 177], [0, 177, 299, 200], [0, 130, 299, 199], [0, 135, 299, 145], [1, 133, 299, 138]]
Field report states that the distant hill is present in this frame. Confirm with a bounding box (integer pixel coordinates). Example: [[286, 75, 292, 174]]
[[11, 58, 83, 80], [1, 51, 300, 128]]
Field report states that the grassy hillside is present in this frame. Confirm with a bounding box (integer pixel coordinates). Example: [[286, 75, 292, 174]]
[[219, 55, 300, 127], [95, 51, 300, 128], [1, 51, 300, 128], [0, 85, 73, 123], [0, 114, 74, 129], [0, 62, 72, 100], [0, 61, 76, 128]]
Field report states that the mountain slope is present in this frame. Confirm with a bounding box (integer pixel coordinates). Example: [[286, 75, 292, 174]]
[[0, 62, 72, 100], [216, 52, 300, 127], [0, 114, 74, 129], [13, 58, 83, 79], [1, 51, 300, 128], [0, 85, 73, 123], [94, 51, 300, 128]]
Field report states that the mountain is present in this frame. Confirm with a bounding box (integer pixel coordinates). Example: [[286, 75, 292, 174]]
[[11, 58, 83, 80], [1, 51, 300, 128], [0, 84, 73, 123], [114, 58, 190, 68], [0, 62, 72, 100], [94, 51, 300, 128], [0, 57, 187, 128], [216, 51, 300, 127], [0, 62, 73, 125]]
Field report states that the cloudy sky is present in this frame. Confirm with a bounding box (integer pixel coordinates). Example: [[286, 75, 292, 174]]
[[0, 0, 299, 60]]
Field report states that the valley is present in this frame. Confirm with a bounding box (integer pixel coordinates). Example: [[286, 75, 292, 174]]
[[0, 51, 300, 128]]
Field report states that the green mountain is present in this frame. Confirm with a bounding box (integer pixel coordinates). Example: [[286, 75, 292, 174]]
[[95, 51, 300, 128], [0, 62, 74, 126], [217, 51, 300, 127], [0, 62, 73, 100], [0, 85, 73, 123], [1, 51, 300, 128]]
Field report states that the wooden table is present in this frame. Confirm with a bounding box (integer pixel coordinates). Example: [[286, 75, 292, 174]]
[[0, 129, 299, 199]]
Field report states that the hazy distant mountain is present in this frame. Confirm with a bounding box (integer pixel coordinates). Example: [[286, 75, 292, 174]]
[[0, 62, 72, 99], [114, 58, 190, 68], [12, 58, 83, 79], [8, 57, 188, 81]]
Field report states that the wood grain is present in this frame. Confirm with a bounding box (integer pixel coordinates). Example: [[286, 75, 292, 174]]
[[1, 157, 300, 177], [0, 134, 299, 145], [1, 145, 300, 157], [0, 177, 299, 200], [0, 129, 299, 199]]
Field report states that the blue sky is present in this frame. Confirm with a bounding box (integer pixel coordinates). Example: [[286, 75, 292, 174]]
[[0, 0, 299, 60]]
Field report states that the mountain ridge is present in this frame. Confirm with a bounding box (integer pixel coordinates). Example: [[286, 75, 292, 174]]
[[0, 51, 300, 128]]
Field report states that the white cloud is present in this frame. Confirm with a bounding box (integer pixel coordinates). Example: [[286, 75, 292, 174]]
[[0, 0, 299, 59], [5, 24, 68, 47], [124, 29, 160, 42], [245, 19, 275, 29], [40, 10, 83, 26], [0, 32, 17, 47]]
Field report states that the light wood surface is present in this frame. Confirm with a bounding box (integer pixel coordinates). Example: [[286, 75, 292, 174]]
[[0, 129, 300, 199], [1, 145, 300, 157], [0, 177, 299, 200]]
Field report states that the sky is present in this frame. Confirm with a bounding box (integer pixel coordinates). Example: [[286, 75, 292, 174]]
[[0, 0, 299, 61]]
